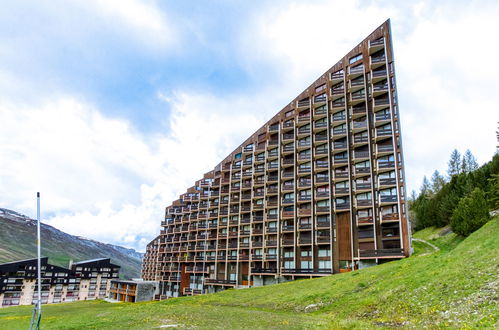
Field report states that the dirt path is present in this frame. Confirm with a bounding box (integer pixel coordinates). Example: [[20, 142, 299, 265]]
[[412, 238, 440, 256]]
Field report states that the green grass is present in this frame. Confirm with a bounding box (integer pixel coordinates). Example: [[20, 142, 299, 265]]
[[1, 218, 498, 329]]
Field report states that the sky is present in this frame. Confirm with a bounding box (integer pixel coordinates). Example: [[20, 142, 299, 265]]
[[1, 0, 497, 252]]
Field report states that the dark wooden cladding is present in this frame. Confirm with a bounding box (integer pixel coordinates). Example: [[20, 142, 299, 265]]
[[337, 212, 352, 261]]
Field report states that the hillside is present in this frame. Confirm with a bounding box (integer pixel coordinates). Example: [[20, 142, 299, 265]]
[[0, 208, 143, 279], [1, 217, 497, 329]]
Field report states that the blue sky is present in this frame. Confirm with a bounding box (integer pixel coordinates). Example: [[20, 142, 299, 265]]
[[1, 0, 498, 251]]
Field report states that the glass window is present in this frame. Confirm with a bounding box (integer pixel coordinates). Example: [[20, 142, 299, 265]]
[[349, 53, 363, 64], [300, 261, 312, 269], [318, 248, 330, 257]]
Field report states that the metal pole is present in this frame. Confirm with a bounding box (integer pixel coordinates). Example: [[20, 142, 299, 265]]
[[29, 192, 42, 330], [36, 192, 41, 328]]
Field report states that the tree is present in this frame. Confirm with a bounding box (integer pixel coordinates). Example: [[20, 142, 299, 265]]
[[450, 188, 490, 236], [430, 170, 446, 193], [420, 176, 431, 195], [447, 149, 461, 178], [462, 149, 478, 173]]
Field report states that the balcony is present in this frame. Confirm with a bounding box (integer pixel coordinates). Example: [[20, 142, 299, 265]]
[[315, 176, 329, 183], [331, 100, 345, 109], [354, 151, 370, 160], [331, 71, 344, 81], [269, 124, 279, 132], [297, 99, 310, 108], [353, 121, 367, 131], [372, 69, 388, 83], [282, 198, 294, 205], [332, 114, 346, 122], [316, 221, 330, 228], [316, 206, 330, 213], [351, 105, 367, 118], [379, 178, 396, 186], [370, 55, 386, 69], [331, 87, 344, 97], [298, 115, 310, 123], [380, 195, 398, 204], [251, 268, 277, 274], [377, 144, 394, 155], [314, 107, 327, 118], [332, 129, 347, 137], [375, 112, 391, 123], [333, 157, 348, 166], [377, 161, 395, 170], [348, 65, 364, 78], [282, 184, 294, 191], [297, 127, 311, 136], [316, 191, 330, 199], [359, 248, 404, 258], [355, 183, 372, 190], [298, 180, 311, 187], [282, 145, 294, 154], [369, 38, 384, 54], [316, 236, 331, 244], [298, 167, 311, 174], [315, 161, 328, 169], [356, 199, 373, 207], [282, 211, 294, 218], [335, 203, 350, 210], [298, 195, 312, 202], [282, 121, 294, 130], [298, 238, 313, 245]]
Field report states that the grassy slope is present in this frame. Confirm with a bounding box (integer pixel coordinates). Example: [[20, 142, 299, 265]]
[[0, 217, 142, 279], [1, 218, 497, 329]]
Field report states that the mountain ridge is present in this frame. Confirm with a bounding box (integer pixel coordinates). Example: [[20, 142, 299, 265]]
[[0, 208, 143, 279]]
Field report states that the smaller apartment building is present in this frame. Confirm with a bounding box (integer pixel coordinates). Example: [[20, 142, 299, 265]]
[[0, 257, 120, 307]]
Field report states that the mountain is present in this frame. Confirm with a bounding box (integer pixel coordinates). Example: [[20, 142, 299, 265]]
[[0, 208, 143, 279]]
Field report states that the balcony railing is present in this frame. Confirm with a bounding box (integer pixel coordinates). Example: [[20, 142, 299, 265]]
[[359, 248, 404, 258], [380, 195, 398, 203]]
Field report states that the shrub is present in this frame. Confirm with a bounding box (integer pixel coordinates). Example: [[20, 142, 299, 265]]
[[451, 188, 490, 236]]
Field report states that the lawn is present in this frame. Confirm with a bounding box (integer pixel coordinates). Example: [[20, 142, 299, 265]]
[[1, 218, 497, 329]]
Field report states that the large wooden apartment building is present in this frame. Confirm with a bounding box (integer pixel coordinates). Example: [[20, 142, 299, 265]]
[[142, 19, 411, 298], [0, 257, 120, 307]]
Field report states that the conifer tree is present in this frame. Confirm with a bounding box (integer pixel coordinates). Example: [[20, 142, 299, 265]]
[[462, 149, 478, 173], [430, 170, 446, 193], [447, 149, 461, 178]]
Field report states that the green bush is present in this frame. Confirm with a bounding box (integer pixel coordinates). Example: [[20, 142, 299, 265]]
[[451, 188, 490, 236]]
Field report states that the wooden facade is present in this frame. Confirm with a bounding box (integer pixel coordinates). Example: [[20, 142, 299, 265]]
[[142, 19, 411, 298]]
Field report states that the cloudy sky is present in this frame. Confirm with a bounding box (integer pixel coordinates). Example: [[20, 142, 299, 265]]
[[1, 0, 497, 252]]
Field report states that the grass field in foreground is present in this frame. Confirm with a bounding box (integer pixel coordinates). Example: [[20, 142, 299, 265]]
[[1, 218, 497, 329]]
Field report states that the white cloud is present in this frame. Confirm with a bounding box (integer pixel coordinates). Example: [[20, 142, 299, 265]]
[[88, 0, 175, 48]]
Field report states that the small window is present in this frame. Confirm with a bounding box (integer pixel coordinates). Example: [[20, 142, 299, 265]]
[[349, 53, 363, 64]]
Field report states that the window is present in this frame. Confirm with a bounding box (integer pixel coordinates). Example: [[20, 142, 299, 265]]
[[357, 192, 372, 200], [319, 260, 331, 269], [318, 248, 331, 257], [284, 251, 294, 258], [317, 200, 330, 207], [379, 171, 396, 179], [335, 181, 349, 188], [284, 261, 295, 269], [285, 110, 294, 117], [301, 249, 312, 257], [300, 261, 312, 269], [234, 153, 242, 159], [349, 53, 363, 64], [355, 161, 370, 169]]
